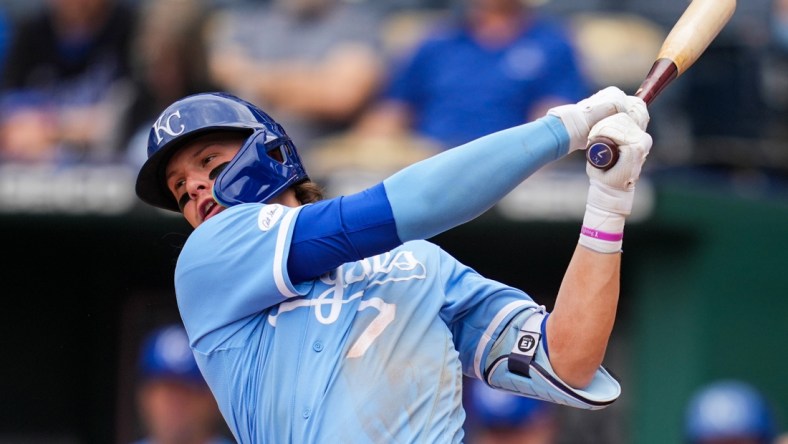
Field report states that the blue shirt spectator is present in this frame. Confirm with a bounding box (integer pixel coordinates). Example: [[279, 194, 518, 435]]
[[0, 7, 10, 77], [368, 0, 589, 150]]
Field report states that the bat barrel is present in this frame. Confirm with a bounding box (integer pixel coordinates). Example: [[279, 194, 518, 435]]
[[585, 0, 736, 170]]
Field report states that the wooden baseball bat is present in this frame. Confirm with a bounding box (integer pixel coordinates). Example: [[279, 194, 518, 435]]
[[586, 0, 737, 170]]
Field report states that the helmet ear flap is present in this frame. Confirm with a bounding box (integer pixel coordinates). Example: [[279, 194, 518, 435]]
[[212, 130, 308, 207]]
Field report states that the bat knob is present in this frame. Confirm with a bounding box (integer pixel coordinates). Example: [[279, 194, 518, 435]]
[[586, 137, 619, 170]]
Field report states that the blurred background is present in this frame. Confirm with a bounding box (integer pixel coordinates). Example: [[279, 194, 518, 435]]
[[0, 0, 786, 442]]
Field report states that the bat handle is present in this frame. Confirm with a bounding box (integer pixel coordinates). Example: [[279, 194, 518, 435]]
[[585, 58, 678, 170]]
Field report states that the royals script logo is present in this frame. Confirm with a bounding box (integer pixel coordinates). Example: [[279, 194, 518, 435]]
[[268, 250, 427, 358], [153, 110, 186, 143]]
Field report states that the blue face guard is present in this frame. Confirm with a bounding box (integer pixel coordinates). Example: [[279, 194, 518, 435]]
[[212, 129, 308, 208]]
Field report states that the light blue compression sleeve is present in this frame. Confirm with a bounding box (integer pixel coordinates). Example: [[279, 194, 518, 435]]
[[384, 115, 569, 241]]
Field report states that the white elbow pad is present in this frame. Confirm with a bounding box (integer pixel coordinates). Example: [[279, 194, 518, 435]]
[[483, 307, 621, 410]]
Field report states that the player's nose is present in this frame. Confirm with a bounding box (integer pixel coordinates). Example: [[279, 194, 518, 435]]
[[184, 176, 210, 198]]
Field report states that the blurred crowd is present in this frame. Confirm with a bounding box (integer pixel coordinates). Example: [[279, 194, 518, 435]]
[[0, 0, 785, 194], [126, 322, 788, 444], [1, 0, 786, 442]]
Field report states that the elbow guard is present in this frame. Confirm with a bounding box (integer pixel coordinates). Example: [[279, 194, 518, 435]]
[[483, 307, 621, 410]]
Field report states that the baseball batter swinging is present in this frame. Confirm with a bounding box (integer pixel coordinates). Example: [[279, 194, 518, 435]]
[[135, 86, 651, 443]]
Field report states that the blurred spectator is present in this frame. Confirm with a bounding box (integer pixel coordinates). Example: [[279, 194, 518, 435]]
[[684, 379, 779, 444], [0, 6, 10, 76], [206, 0, 386, 152], [464, 378, 558, 444], [356, 0, 590, 151], [764, 0, 788, 147], [134, 324, 233, 444], [121, 0, 218, 168], [0, 0, 137, 164], [774, 0, 788, 52]]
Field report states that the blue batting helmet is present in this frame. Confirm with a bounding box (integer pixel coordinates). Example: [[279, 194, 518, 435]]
[[684, 380, 777, 444], [139, 324, 204, 384], [135, 92, 308, 212]]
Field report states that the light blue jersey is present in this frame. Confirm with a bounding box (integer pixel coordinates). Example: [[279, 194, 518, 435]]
[[173, 116, 623, 443], [176, 203, 537, 443]]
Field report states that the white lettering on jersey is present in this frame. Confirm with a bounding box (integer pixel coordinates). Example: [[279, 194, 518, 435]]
[[345, 250, 426, 286], [267, 250, 426, 357], [153, 110, 185, 143], [258, 205, 284, 232]]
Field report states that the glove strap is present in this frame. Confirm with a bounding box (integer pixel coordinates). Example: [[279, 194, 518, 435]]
[[507, 310, 546, 378]]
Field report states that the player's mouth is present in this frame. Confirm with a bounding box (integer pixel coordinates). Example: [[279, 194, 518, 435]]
[[200, 199, 220, 221]]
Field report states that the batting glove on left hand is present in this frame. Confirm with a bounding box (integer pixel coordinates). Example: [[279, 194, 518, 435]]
[[547, 87, 647, 153]]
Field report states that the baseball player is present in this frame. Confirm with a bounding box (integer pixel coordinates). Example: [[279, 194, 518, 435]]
[[135, 86, 651, 443]]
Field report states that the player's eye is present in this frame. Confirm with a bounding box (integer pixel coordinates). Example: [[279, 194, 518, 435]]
[[202, 154, 217, 167]]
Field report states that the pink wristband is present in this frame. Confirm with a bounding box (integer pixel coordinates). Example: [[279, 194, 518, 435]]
[[581, 226, 623, 242]]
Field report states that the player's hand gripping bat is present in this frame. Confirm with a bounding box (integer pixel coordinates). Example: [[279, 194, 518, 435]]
[[586, 0, 737, 170]]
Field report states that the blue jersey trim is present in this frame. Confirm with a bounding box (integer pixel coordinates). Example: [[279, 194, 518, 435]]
[[541, 312, 550, 358]]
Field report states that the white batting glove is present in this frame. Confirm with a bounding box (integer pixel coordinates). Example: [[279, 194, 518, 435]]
[[579, 112, 652, 253], [547, 87, 647, 153]]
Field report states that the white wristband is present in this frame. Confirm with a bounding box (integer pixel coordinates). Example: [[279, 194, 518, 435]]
[[579, 180, 634, 253], [579, 205, 625, 253]]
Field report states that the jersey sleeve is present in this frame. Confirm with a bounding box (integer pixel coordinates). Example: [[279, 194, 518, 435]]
[[431, 246, 539, 378], [174, 203, 305, 350], [483, 308, 621, 409], [435, 249, 621, 408]]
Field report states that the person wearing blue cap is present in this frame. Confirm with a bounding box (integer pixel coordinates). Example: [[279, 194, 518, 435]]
[[134, 324, 234, 444], [464, 378, 558, 444], [684, 379, 779, 444]]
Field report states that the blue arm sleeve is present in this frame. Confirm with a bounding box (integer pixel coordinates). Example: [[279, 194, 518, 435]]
[[288, 183, 400, 283], [384, 115, 569, 241], [287, 115, 569, 282]]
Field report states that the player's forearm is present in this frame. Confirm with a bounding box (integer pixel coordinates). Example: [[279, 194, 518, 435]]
[[384, 116, 569, 241], [546, 107, 650, 388], [546, 245, 620, 388]]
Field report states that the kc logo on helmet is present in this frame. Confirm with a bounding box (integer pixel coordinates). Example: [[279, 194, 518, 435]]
[[154, 110, 186, 143]]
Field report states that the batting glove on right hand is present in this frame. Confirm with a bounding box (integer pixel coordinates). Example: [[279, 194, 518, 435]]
[[547, 86, 648, 153], [580, 112, 652, 253]]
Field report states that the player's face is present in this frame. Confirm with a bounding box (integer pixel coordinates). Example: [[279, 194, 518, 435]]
[[165, 133, 245, 228]]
